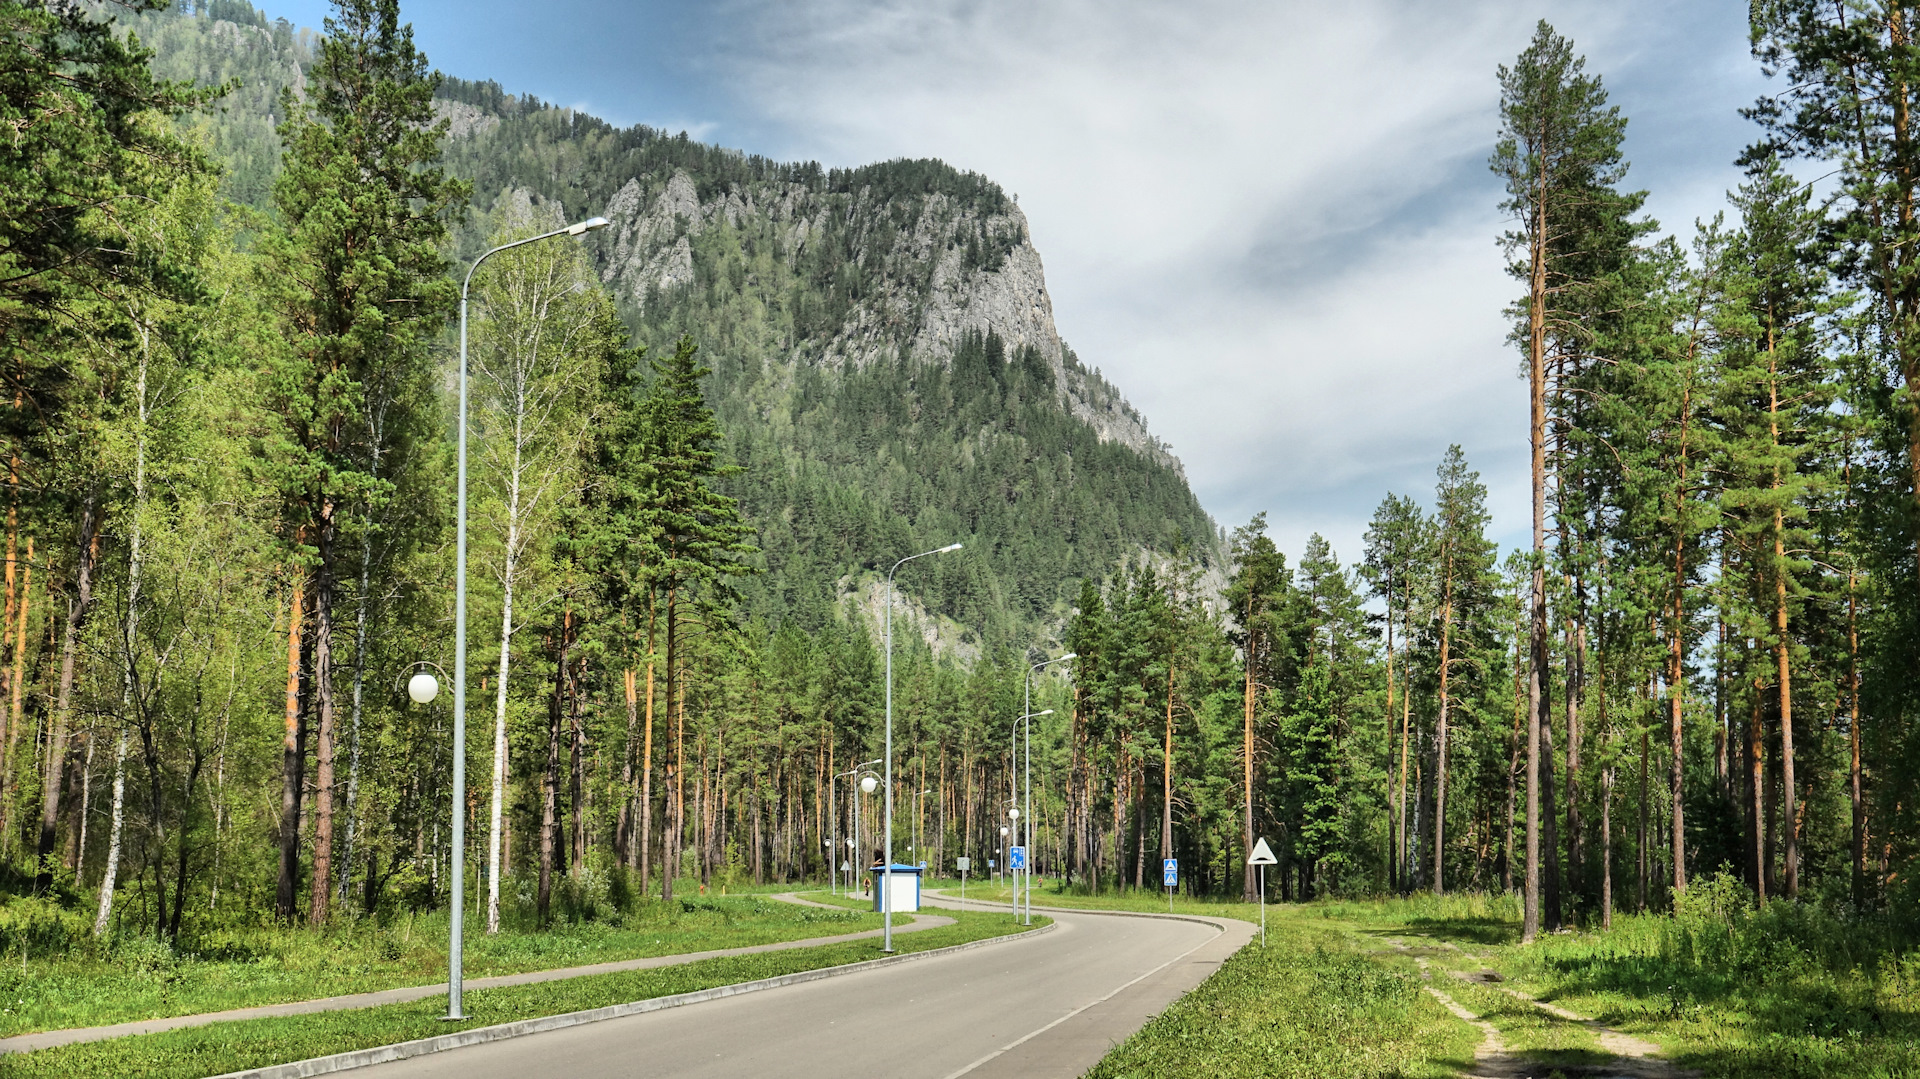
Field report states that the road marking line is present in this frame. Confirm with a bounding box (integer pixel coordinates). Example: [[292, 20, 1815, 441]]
[[935, 916, 1225, 1079]]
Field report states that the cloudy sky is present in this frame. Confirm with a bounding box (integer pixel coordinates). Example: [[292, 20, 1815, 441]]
[[268, 0, 1771, 562]]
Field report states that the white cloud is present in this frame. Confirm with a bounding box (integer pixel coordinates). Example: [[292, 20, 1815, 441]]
[[687, 0, 1768, 565]]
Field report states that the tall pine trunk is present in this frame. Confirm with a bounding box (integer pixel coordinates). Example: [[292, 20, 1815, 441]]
[[1242, 593, 1258, 902], [309, 501, 338, 925], [1849, 571, 1865, 907], [639, 605, 656, 893], [3, 537, 28, 852], [1523, 147, 1550, 943], [276, 574, 306, 919], [35, 490, 99, 893], [1433, 579, 1454, 895]]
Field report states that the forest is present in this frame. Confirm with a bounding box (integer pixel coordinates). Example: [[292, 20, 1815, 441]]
[[0, 0, 1916, 974]]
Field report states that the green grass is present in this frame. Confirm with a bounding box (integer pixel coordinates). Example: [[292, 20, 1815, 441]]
[[0, 893, 878, 1038], [1083, 911, 1475, 1079], [0, 908, 1043, 1079], [1306, 881, 1920, 1079]]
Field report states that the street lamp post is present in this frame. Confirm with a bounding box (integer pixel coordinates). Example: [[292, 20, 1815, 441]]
[[882, 544, 960, 952], [447, 215, 609, 1020], [1009, 710, 1050, 921], [859, 771, 880, 892], [999, 824, 1009, 886], [1007, 806, 1020, 917], [1022, 654, 1074, 925], [830, 759, 879, 895]]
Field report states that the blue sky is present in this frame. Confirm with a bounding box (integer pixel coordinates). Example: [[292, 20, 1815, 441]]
[[262, 0, 1772, 565]]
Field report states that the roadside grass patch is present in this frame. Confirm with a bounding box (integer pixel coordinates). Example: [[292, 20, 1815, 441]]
[[1313, 876, 1920, 1079], [0, 909, 1040, 1079], [1084, 916, 1473, 1079], [0, 893, 875, 1038]]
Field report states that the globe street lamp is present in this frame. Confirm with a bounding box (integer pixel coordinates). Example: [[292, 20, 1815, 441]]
[[831, 759, 879, 895], [882, 543, 960, 952], [859, 772, 880, 897], [1021, 654, 1074, 924], [1007, 806, 1021, 918], [445, 215, 609, 1020]]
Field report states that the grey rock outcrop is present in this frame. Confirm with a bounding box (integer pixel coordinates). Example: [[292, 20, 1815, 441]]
[[594, 169, 1182, 476]]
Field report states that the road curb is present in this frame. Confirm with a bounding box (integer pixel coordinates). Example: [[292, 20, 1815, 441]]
[[209, 920, 1056, 1079]]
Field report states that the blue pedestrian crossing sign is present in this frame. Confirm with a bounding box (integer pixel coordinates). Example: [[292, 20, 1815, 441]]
[[1163, 858, 1178, 887], [1009, 846, 1026, 870]]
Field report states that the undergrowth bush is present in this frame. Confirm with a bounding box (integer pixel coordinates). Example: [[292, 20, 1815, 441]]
[[0, 896, 95, 962]]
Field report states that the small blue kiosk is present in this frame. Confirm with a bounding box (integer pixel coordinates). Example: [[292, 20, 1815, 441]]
[[868, 863, 923, 913]]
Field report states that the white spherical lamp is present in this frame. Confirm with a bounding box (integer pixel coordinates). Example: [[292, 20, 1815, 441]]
[[1000, 826, 1009, 836], [1007, 807, 1019, 820], [859, 774, 879, 794], [407, 672, 439, 705]]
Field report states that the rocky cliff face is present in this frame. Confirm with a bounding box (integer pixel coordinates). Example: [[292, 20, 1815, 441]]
[[595, 169, 1182, 477]]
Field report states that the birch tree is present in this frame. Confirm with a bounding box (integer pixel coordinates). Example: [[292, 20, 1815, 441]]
[[470, 195, 619, 933]]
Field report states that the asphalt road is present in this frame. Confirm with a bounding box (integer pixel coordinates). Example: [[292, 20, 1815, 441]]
[[350, 900, 1252, 1079]]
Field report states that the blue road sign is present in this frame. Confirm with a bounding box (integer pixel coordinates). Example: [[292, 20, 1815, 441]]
[[1163, 858, 1178, 887], [1009, 846, 1026, 870]]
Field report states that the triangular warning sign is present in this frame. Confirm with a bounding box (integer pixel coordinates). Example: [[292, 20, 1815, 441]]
[[1248, 837, 1278, 865]]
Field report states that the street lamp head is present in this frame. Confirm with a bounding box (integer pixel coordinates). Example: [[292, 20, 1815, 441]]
[[567, 216, 611, 236], [939, 542, 962, 553], [407, 672, 439, 705], [859, 774, 879, 794], [1030, 709, 1054, 718], [1057, 652, 1077, 662], [1000, 826, 1009, 836], [1007, 807, 1020, 820]]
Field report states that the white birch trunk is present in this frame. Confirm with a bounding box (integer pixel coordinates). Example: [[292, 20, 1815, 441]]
[[487, 423, 528, 934], [94, 320, 148, 936]]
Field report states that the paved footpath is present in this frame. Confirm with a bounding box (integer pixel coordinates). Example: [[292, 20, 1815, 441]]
[[346, 893, 1254, 1079], [0, 896, 948, 1055]]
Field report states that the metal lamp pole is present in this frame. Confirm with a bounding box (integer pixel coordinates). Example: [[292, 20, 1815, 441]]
[[883, 544, 960, 952], [1008, 807, 1021, 917], [448, 215, 608, 1019], [830, 760, 878, 894], [1009, 711, 1050, 922], [1023, 654, 1074, 925]]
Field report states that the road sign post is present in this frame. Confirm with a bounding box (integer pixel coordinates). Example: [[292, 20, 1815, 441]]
[[1163, 858, 1178, 912], [956, 856, 971, 903], [1248, 837, 1278, 945], [1008, 846, 1026, 918]]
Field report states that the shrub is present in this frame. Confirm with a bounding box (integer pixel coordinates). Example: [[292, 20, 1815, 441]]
[[0, 896, 94, 961]]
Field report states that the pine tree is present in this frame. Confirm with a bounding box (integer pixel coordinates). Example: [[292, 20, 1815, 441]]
[[637, 335, 757, 899], [263, 0, 467, 923], [1492, 21, 1643, 937], [1363, 493, 1427, 892], [1425, 446, 1499, 894], [1225, 514, 1287, 900]]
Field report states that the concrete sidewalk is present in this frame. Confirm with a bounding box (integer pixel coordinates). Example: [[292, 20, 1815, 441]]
[[0, 896, 949, 1055]]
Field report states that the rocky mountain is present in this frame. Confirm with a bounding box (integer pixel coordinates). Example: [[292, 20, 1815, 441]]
[[135, 1, 1221, 649]]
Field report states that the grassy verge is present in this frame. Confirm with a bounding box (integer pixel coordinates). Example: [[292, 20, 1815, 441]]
[[0, 894, 877, 1037], [0, 908, 1043, 1079], [1315, 885, 1920, 1079], [1083, 910, 1474, 1079]]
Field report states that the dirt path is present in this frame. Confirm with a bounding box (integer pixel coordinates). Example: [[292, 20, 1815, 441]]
[[1383, 936, 1695, 1079]]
